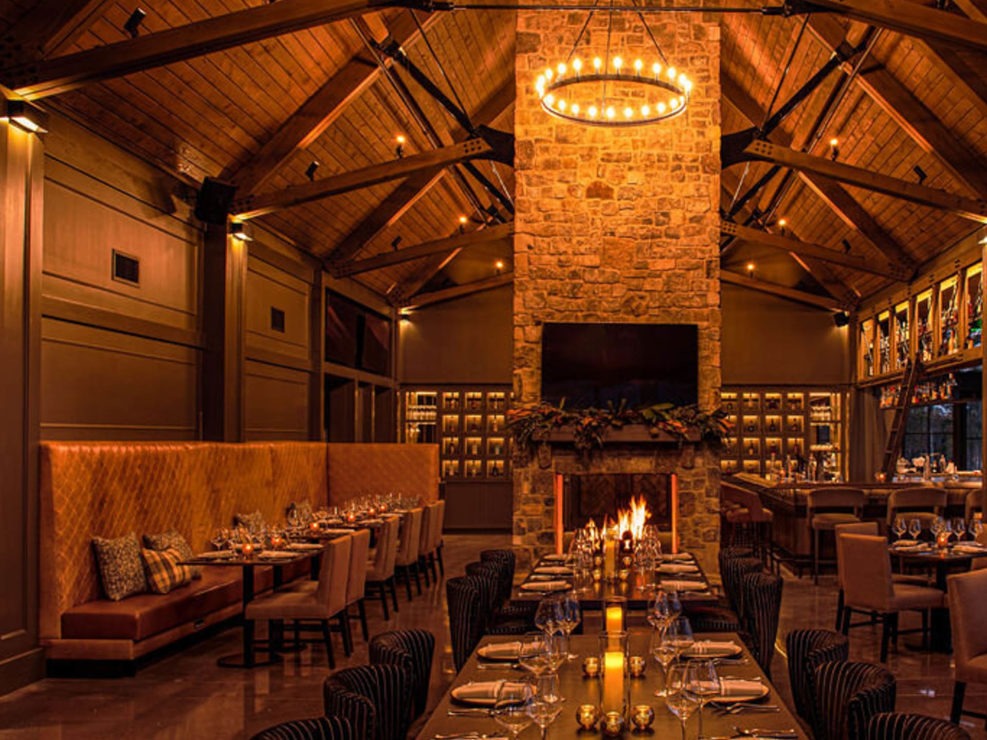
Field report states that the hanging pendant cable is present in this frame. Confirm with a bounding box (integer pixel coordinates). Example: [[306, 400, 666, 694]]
[[412, 11, 473, 131]]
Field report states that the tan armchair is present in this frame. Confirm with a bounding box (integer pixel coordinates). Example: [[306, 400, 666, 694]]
[[808, 488, 865, 584], [886, 487, 946, 531], [245, 534, 352, 668], [948, 568, 987, 724], [435, 499, 447, 576], [418, 503, 443, 584], [345, 528, 371, 649], [395, 507, 424, 601], [841, 533, 945, 661], [366, 515, 401, 619]]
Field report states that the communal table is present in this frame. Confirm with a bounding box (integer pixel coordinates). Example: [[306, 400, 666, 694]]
[[183, 548, 322, 668], [889, 542, 985, 652], [511, 553, 717, 611], [416, 631, 808, 740]]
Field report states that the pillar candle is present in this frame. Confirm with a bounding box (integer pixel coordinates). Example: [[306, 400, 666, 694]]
[[670, 473, 679, 555], [605, 605, 623, 634], [602, 651, 625, 712], [603, 539, 617, 580]]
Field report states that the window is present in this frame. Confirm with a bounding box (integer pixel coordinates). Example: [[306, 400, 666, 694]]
[[902, 405, 954, 463], [965, 402, 982, 471]]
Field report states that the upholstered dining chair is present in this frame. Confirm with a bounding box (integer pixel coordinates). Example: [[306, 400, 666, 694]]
[[434, 499, 447, 575], [465, 561, 505, 614], [740, 570, 782, 678], [813, 660, 897, 740], [344, 528, 371, 649], [947, 568, 987, 725], [446, 575, 486, 672], [786, 629, 850, 731], [841, 534, 944, 661], [480, 548, 516, 604], [720, 556, 764, 622], [245, 534, 352, 668], [721, 483, 775, 569], [418, 503, 442, 585], [482, 548, 539, 630], [322, 664, 413, 740], [250, 716, 354, 740], [808, 487, 865, 584], [835, 521, 929, 633], [366, 515, 400, 619], [886, 487, 947, 532], [867, 713, 971, 740], [963, 489, 982, 525], [394, 507, 424, 601], [369, 629, 436, 718]]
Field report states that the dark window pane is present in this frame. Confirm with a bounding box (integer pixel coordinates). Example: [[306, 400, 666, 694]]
[[906, 407, 929, 434], [967, 441, 982, 471]]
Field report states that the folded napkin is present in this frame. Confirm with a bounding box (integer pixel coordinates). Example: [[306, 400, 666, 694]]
[[533, 566, 574, 575], [529, 573, 558, 581], [892, 543, 930, 553], [954, 544, 987, 554], [197, 550, 234, 560], [286, 542, 323, 551], [258, 550, 295, 559], [320, 528, 355, 536], [451, 681, 528, 706], [894, 539, 921, 547], [658, 563, 700, 574], [520, 580, 570, 592], [661, 553, 692, 562], [478, 640, 545, 660], [661, 579, 708, 591], [686, 640, 740, 656], [717, 678, 764, 698], [542, 554, 567, 562]]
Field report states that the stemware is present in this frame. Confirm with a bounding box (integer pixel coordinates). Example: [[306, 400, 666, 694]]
[[969, 518, 984, 542], [665, 663, 699, 740], [648, 590, 672, 632], [650, 626, 678, 697], [528, 673, 565, 740], [534, 597, 561, 638], [558, 592, 581, 659], [892, 516, 907, 541], [952, 517, 966, 542], [908, 518, 922, 540], [493, 680, 535, 740], [518, 633, 551, 677], [668, 616, 695, 661], [686, 659, 720, 740]]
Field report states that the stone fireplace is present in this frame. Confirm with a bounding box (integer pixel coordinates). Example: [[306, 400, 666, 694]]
[[562, 473, 672, 533], [512, 10, 722, 572]]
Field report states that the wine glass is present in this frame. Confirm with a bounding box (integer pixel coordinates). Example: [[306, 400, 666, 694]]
[[518, 633, 550, 677], [493, 681, 535, 740], [668, 616, 695, 662], [686, 659, 720, 740], [969, 518, 984, 543], [892, 516, 907, 541], [534, 597, 561, 638], [952, 517, 966, 542], [908, 518, 922, 540], [527, 673, 565, 740], [650, 626, 678, 697], [648, 590, 672, 632], [558, 592, 581, 659], [665, 663, 699, 740]]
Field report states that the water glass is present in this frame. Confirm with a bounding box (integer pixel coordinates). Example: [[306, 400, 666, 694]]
[[528, 673, 565, 740], [908, 518, 922, 540], [686, 659, 720, 740], [665, 663, 698, 740], [493, 681, 534, 740]]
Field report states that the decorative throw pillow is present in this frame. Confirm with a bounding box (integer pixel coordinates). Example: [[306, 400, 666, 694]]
[[141, 547, 193, 595], [92, 533, 147, 601], [234, 510, 265, 533], [143, 530, 201, 579]]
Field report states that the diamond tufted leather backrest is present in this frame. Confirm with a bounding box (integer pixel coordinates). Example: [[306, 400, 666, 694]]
[[327, 443, 439, 506]]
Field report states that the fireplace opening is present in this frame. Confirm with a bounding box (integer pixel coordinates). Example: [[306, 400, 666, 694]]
[[562, 473, 672, 532]]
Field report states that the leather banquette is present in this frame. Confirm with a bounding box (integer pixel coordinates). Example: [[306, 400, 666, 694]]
[[40, 441, 439, 663]]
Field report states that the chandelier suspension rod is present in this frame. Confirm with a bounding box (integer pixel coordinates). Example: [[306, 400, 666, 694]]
[[451, 3, 786, 12]]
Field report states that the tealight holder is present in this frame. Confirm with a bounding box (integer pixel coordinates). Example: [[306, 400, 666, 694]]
[[310, 521, 321, 532], [601, 711, 626, 737], [582, 656, 601, 678], [937, 531, 950, 550], [345, 512, 357, 524], [629, 704, 655, 732], [241, 542, 254, 558], [576, 704, 601, 731], [628, 656, 647, 678]]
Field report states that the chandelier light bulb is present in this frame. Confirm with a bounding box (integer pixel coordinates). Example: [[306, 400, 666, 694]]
[[395, 134, 406, 145], [641, 105, 650, 116], [573, 58, 582, 73], [634, 59, 643, 73], [657, 102, 666, 114], [558, 99, 567, 111], [571, 103, 580, 114], [557, 62, 567, 76], [624, 107, 633, 118], [545, 93, 555, 106], [652, 62, 661, 76], [678, 73, 688, 86], [606, 106, 615, 119], [545, 68, 553, 80], [683, 79, 693, 92], [593, 57, 602, 70], [667, 66, 676, 80], [613, 56, 623, 71], [588, 105, 598, 118]]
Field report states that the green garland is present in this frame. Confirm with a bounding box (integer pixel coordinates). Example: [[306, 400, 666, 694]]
[[507, 399, 731, 455]]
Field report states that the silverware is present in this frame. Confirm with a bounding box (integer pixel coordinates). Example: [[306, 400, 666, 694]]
[[433, 734, 507, 740], [447, 708, 494, 717], [476, 662, 520, 670], [731, 727, 797, 738], [715, 704, 780, 715]]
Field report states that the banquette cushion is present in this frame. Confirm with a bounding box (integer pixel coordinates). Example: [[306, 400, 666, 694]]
[[92, 533, 147, 601], [141, 547, 193, 595], [143, 529, 201, 579]]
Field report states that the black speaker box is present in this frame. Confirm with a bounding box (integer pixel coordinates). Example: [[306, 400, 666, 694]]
[[195, 178, 237, 225]]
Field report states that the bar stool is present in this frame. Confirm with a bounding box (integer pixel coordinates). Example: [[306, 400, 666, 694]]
[[808, 488, 864, 584], [721, 483, 775, 571], [885, 487, 946, 534]]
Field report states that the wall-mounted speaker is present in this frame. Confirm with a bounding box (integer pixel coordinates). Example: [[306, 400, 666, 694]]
[[194, 178, 237, 225]]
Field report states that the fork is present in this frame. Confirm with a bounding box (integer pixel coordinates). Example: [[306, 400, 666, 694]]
[[722, 704, 780, 715], [477, 662, 521, 670], [731, 727, 797, 738]]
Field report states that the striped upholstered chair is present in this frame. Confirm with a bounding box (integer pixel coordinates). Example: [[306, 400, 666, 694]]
[[369, 629, 436, 718], [481, 549, 516, 604], [721, 556, 764, 621], [446, 576, 487, 672], [813, 661, 897, 740], [740, 571, 782, 678], [786, 629, 850, 730], [465, 561, 505, 614], [250, 716, 353, 740], [322, 665, 413, 740], [866, 713, 970, 740]]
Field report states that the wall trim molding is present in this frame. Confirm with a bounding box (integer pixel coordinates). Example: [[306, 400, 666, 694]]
[[42, 296, 204, 349], [0, 648, 44, 696]]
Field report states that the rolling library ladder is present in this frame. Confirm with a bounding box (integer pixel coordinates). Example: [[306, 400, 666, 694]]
[[881, 358, 924, 480]]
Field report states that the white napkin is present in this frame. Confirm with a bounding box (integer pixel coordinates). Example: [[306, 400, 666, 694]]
[[954, 544, 987, 554], [451, 681, 528, 706], [478, 640, 545, 660], [258, 550, 295, 559], [520, 580, 569, 592], [686, 640, 740, 656], [533, 566, 574, 575], [661, 579, 708, 591], [542, 554, 567, 562], [894, 539, 921, 547], [661, 553, 692, 562], [892, 543, 930, 553], [197, 551, 234, 560], [718, 678, 764, 698], [658, 563, 700, 574], [286, 542, 323, 551]]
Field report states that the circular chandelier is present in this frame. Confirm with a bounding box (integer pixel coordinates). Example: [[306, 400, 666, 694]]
[[534, 3, 692, 127]]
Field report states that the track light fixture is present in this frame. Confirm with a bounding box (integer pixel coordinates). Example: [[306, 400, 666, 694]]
[[746, 262, 756, 276], [1, 99, 49, 134], [833, 311, 850, 327], [395, 134, 406, 159], [458, 215, 467, 233], [124, 8, 146, 39], [391, 236, 403, 249], [913, 165, 927, 184], [841, 239, 852, 254], [305, 161, 320, 181], [229, 221, 254, 242], [829, 138, 840, 161]]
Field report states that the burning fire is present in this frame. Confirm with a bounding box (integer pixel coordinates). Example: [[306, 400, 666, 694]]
[[586, 496, 651, 542]]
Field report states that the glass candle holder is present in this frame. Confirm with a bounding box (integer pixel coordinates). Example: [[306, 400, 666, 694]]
[[604, 597, 627, 634], [629, 704, 655, 731], [576, 704, 601, 731]]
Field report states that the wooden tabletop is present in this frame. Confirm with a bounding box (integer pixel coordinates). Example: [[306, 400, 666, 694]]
[[181, 550, 319, 567], [511, 555, 716, 609], [415, 632, 808, 740]]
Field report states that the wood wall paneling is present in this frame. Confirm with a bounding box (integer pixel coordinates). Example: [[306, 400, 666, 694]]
[[245, 252, 310, 363], [243, 360, 309, 440]]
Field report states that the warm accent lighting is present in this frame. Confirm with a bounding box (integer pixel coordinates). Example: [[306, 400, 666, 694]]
[[495, 260, 505, 270], [746, 262, 756, 274], [2, 99, 49, 134], [534, 7, 690, 128], [395, 134, 406, 158], [229, 221, 254, 242], [777, 218, 787, 228]]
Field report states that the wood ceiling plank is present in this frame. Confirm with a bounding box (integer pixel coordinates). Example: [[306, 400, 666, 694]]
[[4, 0, 388, 98], [720, 270, 846, 310], [952, 0, 987, 23], [0, 0, 113, 60], [398, 271, 513, 309]]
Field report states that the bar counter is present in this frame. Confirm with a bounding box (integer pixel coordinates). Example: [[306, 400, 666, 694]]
[[725, 473, 984, 574]]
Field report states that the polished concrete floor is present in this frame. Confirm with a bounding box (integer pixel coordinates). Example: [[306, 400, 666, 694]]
[[0, 535, 984, 739]]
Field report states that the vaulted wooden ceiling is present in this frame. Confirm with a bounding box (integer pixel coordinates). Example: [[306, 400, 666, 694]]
[[2, 0, 987, 309]]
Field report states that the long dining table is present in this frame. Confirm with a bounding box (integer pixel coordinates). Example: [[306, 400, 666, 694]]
[[416, 631, 808, 739]]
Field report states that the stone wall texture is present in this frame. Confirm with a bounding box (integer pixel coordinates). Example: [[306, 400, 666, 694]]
[[512, 10, 722, 572]]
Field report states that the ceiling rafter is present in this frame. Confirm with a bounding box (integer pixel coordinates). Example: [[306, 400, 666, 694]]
[[721, 71, 918, 274], [720, 270, 846, 311], [0, 0, 113, 62], [225, 10, 437, 196], [808, 15, 987, 199], [2, 0, 392, 99], [398, 271, 513, 309], [327, 78, 515, 268]]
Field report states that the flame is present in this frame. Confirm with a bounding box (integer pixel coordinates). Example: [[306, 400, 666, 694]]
[[616, 496, 651, 540]]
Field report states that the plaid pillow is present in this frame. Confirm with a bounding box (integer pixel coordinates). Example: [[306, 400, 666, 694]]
[[141, 547, 193, 594], [143, 530, 201, 579], [92, 533, 147, 601]]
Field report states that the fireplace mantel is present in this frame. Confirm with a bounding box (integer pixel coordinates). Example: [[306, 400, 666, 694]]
[[544, 425, 701, 445]]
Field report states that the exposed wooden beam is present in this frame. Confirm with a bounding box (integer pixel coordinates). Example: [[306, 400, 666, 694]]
[[233, 138, 497, 220], [390, 249, 464, 303], [226, 11, 435, 196], [326, 79, 515, 266], [809, 15, 987, 199], [735, 138, 987, 223], [720, 270, 846, 311], [721, 72, 918, 274], [953, 0, 987, 22], [336, 223, 513, 277], [398, 272, 513, 309], [0, 0, 113, 61], [3, 0, 388, 99], [720, 221, 906, 280], [803, 0, 987, 53]]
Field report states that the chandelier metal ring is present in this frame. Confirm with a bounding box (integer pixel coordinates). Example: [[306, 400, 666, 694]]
[[537, 68, 690, 126]]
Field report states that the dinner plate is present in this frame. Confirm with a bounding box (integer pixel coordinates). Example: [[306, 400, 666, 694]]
[[533, 566, 574, 575], [683, 640, 743, 659], [714, 679, 770, 703]]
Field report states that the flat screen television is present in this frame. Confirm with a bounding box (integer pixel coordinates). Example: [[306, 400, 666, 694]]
[[540, 322, 698, 408]]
